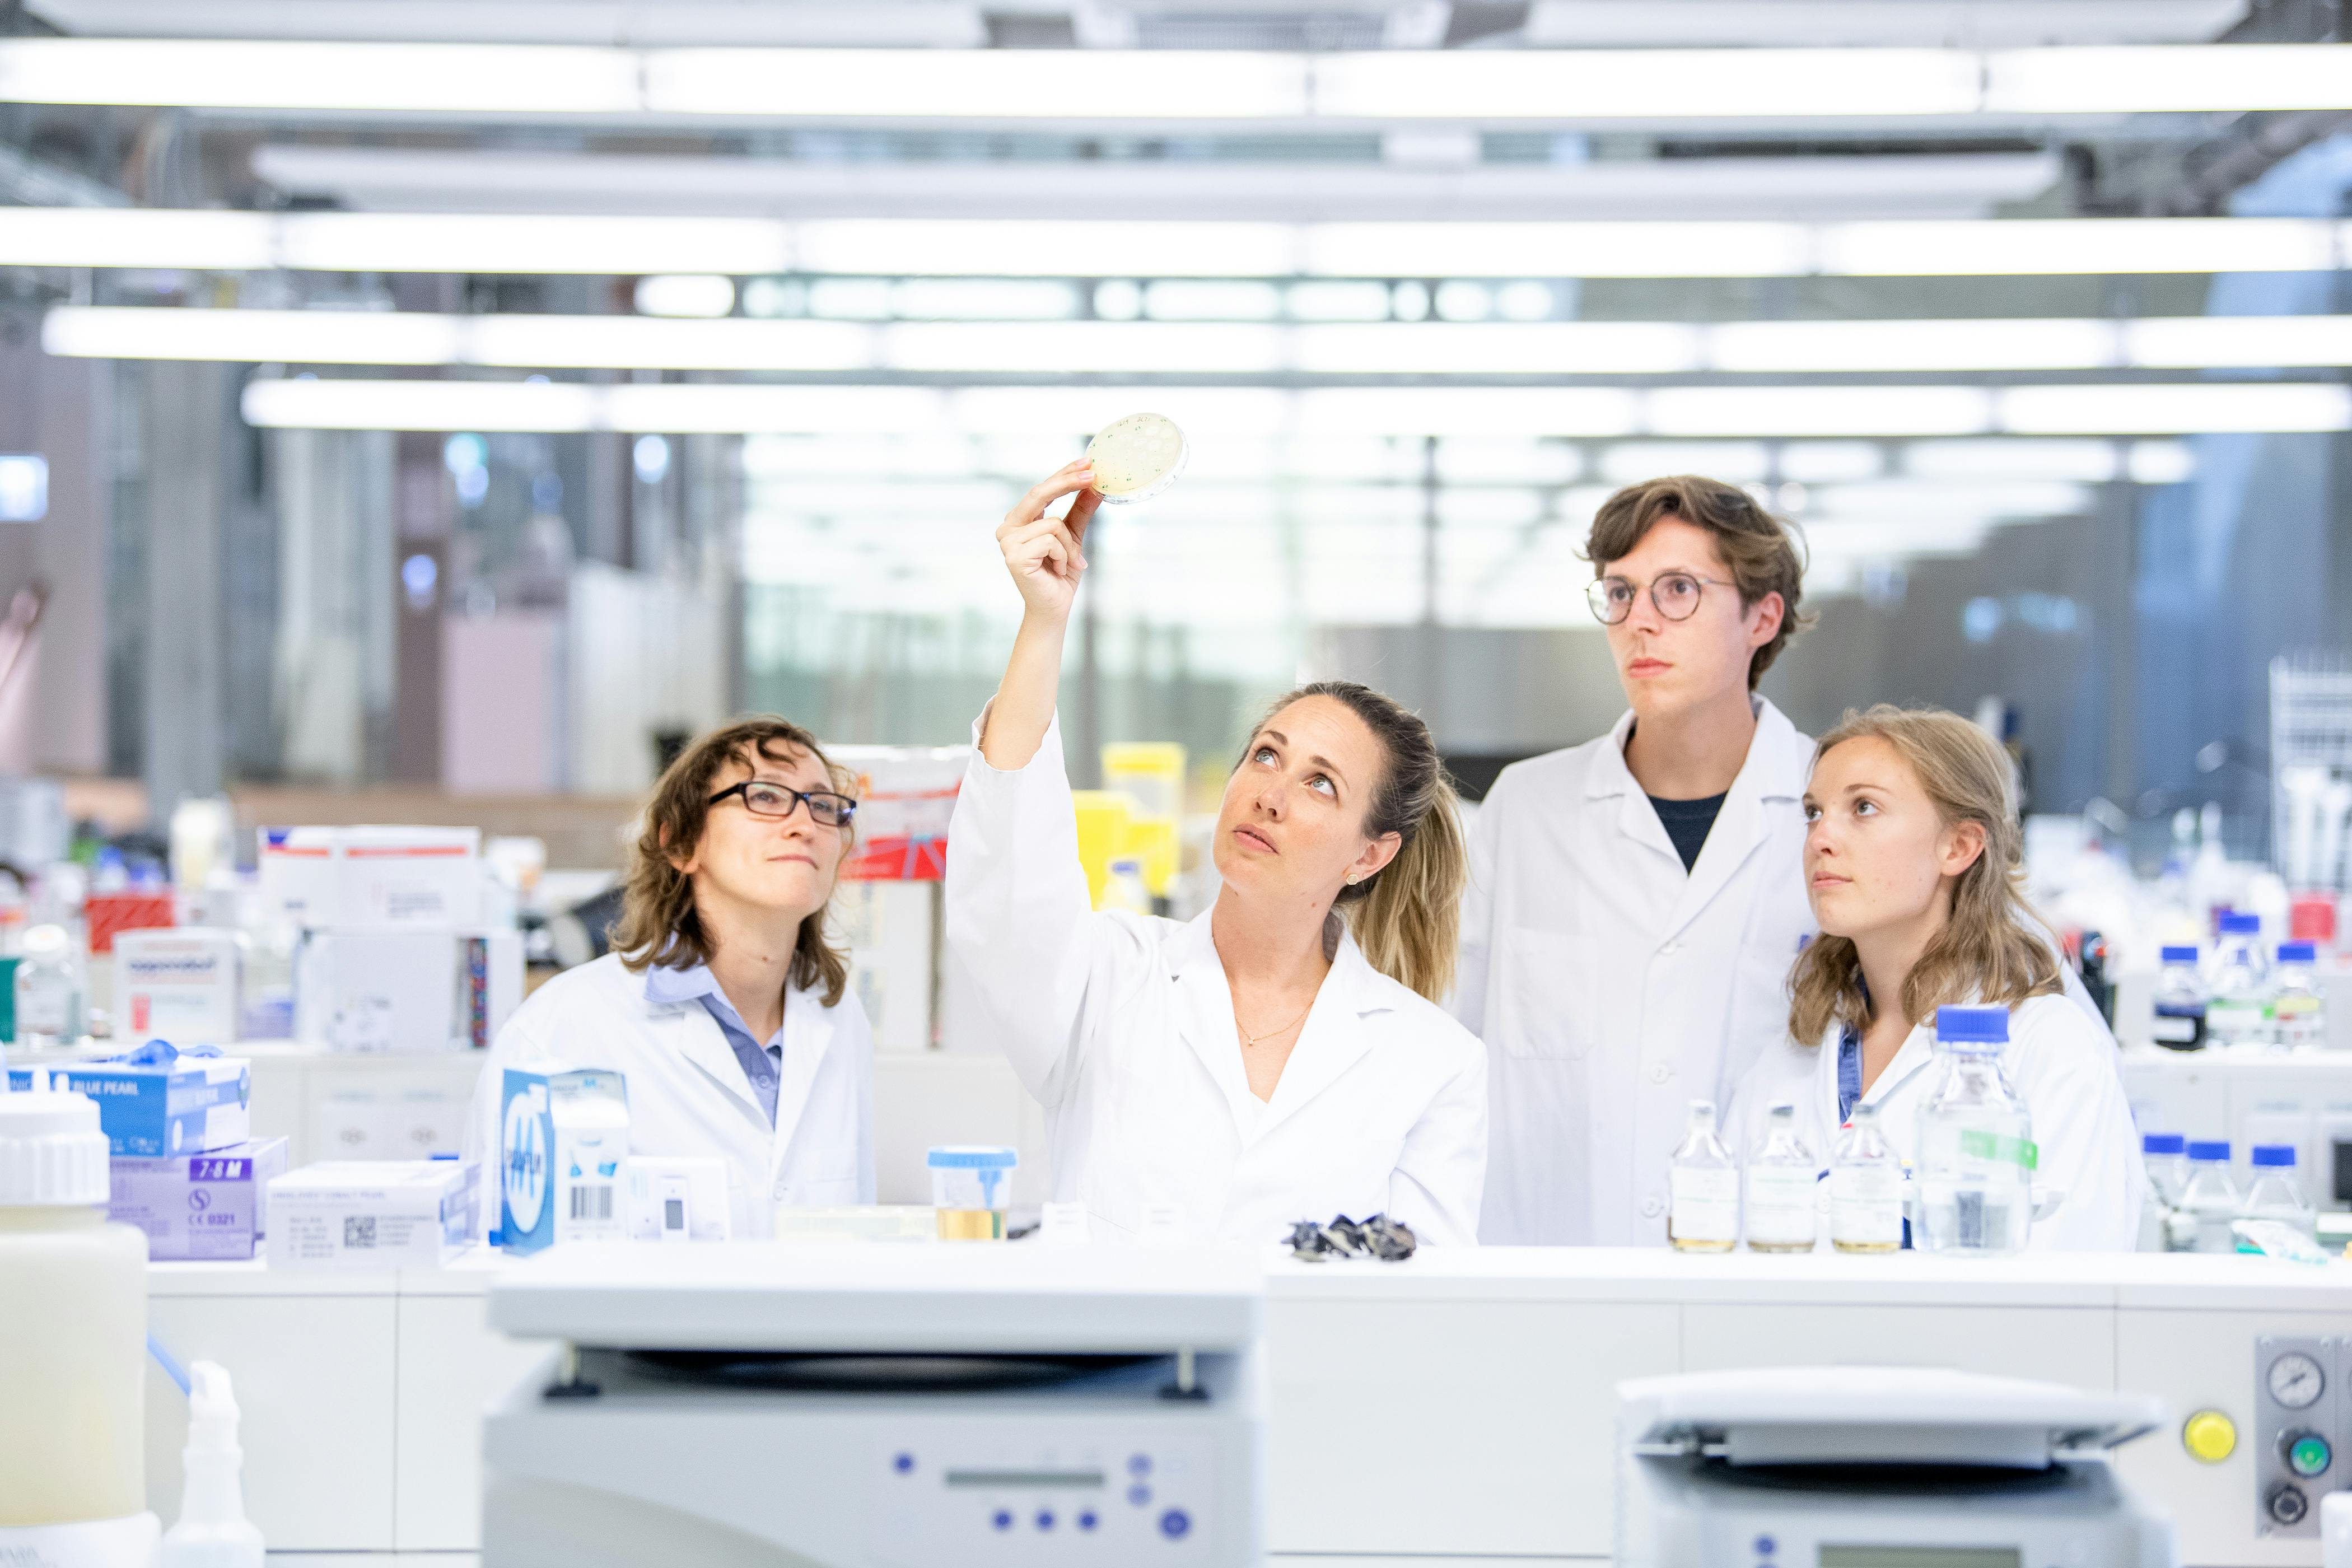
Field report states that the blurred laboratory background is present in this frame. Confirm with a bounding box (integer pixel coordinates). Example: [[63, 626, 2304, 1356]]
[[0, 1, 2349, 959]]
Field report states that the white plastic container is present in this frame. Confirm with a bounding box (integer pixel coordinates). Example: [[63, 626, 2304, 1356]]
[[0, 1077, 158, 1560], [159, 1361, 265, 1568]]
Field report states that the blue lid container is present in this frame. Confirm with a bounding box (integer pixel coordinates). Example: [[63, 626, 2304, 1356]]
[[2141, 1132, 2185, 1156], [927, 1146, 1020, 1169], [2251, 1144, 2298, 1168], [2159, 945, 2199, 964], [2278, 941, 2317, 964], [1934, 1004, 2009, 1047], [2187, 1140, 2231, 1163], [2218, 911, 2261, 935]]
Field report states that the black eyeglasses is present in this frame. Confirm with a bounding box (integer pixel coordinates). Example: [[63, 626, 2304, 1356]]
[[707, 780, 857, 827], [1586, 571, 1735, 626]]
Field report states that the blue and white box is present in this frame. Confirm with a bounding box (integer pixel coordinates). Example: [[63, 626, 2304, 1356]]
[[500, 1063, 629, 1254], [267, 1159, 478, 1271], [9, 1041, 251, 1157]]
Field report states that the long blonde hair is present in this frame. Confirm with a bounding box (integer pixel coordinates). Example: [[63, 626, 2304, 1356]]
[[611, 717, 857, 1007], [1247, 682, 1467, 1002], [1788, 704, 2062, 1044]]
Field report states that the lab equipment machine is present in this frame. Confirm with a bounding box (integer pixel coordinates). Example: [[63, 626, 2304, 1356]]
[[480, 1242, 1264, 1567], [1616, 1366, 2176, 1568]]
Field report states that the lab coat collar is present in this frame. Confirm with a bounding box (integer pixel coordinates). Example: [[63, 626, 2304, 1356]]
[[1584, 697, 1808, 802], [640, 960, 838, 1161], [1166, 908, 1396, 1140]]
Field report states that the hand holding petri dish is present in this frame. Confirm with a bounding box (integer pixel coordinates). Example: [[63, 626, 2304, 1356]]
[[1085, 413, 1187, 505]]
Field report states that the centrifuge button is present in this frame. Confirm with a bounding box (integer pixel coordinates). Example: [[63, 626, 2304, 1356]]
[[2267, 1484, 2309, 1527], [2284, 1431, 2332, 1478], [2182, 1410, 2236, 1463]]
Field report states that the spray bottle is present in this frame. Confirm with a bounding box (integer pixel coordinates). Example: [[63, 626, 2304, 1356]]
[[159, 1361, 265, 1568]]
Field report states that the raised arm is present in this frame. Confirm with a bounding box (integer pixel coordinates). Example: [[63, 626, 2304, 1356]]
[[981, 459, 1104, 769]]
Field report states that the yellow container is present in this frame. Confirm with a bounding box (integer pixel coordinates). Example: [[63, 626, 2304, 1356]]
[[1103, 743, 1186, 897], [1070, 791, 1133, 909]]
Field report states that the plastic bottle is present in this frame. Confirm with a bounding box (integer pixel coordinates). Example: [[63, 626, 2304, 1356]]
[[2150, 945, 2208, 1051], [2178, 1140, 2242, 1254], [13, 921, 83, 1048], [1100, 857, 1152, 917], [1743, 1102, 1818, 1253], [2205, 912, 2271, 1047], [2270, 942, 2325, 1049], [1830, 1101, 1904, 1254], [1666, 1099, 1738, 1253], [2138, 1132, 2188, 1252], [160, 1361, 265, 1568], [2237, 1144, 2317, 1244], [0, 1077, 156, 1556], [1916, 1005, 2036, 1257]]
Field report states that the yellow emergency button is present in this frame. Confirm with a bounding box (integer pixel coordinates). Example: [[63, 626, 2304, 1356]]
[[2183, 1410, 2238, 1464]]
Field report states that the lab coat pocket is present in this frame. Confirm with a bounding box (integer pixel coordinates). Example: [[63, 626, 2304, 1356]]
[[1498, 926, 1597, 1061]]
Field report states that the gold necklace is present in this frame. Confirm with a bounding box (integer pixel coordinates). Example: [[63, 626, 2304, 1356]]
[[1239, 1001, 1313, 1049]]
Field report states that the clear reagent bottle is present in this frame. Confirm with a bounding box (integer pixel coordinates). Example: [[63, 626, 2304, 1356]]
[[1744, 1102, 1818, 1254], [2268, 942, 2325, 1049], [12, 922, 82, 1049], [1916, 1004, 2037, 1257], [2204, 912, 2271, 1047], [2178, 1139, 2242, 1254], [1830, 1100, 1904, 1254], [2150, 945, 2207, 1051], [1667, 1099, 1738, 1254], [2237, 1144, 2317, 1244]]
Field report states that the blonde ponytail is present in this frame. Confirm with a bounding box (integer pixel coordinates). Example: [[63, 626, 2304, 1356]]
[[1250, 682, 1467, 1003]]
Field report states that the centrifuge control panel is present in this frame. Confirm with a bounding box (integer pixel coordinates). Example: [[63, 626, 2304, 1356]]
[[867, 1428, 1223, 1564], [2253, 1334, 2349, 1537]]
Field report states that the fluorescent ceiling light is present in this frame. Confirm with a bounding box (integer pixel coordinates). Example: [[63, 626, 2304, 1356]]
[[1145, 281, 1284, 323], [7, 38, 2351, 122], [7, 208, 2346, 281], [633, 274, 736, 319], [1777, 442, 1882, 482], [239, 377, 2352, 438], [69, 305, 2352, 377]]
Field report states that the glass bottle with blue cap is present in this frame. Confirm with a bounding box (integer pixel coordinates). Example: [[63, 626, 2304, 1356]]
[[1915, 1004, 2036, 1256]]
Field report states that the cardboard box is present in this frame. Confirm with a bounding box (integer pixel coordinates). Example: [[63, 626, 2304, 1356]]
[[266, 1159, 477, 1270], [294, 926, 521, 1053], [110, 1137, 289, 1261], [260, 824, 483, 929], [9, 1047, 251, 1157], [114, 928, 242, 1046], [498, 1063, 629, 1253]]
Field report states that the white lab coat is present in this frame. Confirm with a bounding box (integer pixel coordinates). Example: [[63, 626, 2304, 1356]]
[[1723, 991, 2147, 1251], [461, 951, 875, 1240], [943, 713, 1488, 1245], [1455, 698, 1818, 1246]]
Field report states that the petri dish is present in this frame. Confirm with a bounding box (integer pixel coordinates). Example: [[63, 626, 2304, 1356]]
[[1085, 413, 1187, 505]]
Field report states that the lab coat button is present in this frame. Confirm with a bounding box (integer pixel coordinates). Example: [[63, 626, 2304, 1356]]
[[1649, 1062, 1674, 1084], [1640, 1196, 1664, 1219], [1661, 940, 1681, 955]]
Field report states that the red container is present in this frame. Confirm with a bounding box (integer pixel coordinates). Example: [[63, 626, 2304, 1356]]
[[85, 892, 175, 954]]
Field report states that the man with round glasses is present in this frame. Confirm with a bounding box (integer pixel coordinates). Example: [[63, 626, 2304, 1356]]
[[1453, 475, 1818, 1245], [466, 717, 876, 1239]]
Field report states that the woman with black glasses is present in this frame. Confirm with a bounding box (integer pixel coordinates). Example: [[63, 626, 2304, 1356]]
[[464, 718, 875, 1239]]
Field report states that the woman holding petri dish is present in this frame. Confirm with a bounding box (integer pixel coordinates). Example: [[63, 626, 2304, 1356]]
[[1723, 706, 2144, 1250], [944, 452, 1489, 1245]]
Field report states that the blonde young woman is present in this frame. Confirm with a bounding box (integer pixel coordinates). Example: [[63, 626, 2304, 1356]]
[[465, 717, 875, 1240], [945, 460, 1488, 1245], [1725, 705, 2145, 1250]]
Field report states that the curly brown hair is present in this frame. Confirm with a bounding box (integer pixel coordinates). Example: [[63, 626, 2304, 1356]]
[[1584, 474, 1814, 690], [610, 716, 857, 1007]]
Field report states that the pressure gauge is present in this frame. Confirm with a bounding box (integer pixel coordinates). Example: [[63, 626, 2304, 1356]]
[[2268, 1351, 2326, 1410], [1085, 413, 1187, 505]]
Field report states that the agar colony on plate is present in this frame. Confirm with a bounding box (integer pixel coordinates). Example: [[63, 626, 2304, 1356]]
[[1085, 413, 1187, 504]]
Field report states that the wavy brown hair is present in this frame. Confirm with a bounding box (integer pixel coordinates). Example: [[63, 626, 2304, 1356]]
[[1584, 474, 1814, 689], [1788, 705, 2062, 1046], [1245, 682, 1467, 1004], [611, 717, 857, 1007]]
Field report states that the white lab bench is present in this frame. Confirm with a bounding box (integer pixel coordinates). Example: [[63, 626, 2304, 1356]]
[[144, 1247, 2352, 1567]]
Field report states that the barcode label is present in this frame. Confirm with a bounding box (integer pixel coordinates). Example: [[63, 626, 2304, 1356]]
[[344, 1215, 378, 1249], [570, 1185, 613, 1221]]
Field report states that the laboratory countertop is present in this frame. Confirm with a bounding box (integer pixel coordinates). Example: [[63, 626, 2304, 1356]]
[[150, 1244, 2352, 1312]]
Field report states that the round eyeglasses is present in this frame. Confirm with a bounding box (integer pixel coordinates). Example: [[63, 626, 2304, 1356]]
[[707, 780, 857, 827], [1586, 571, 1735, 626]]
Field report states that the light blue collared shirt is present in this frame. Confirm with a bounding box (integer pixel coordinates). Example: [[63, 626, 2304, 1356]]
[[643, 961, 785, 1125]]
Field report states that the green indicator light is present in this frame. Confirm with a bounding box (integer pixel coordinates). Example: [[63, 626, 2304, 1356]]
[[2288, 1435, 2331, 1478]]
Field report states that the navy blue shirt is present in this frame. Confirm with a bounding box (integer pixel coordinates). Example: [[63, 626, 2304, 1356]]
[[1648, 791, 1726, 873]]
